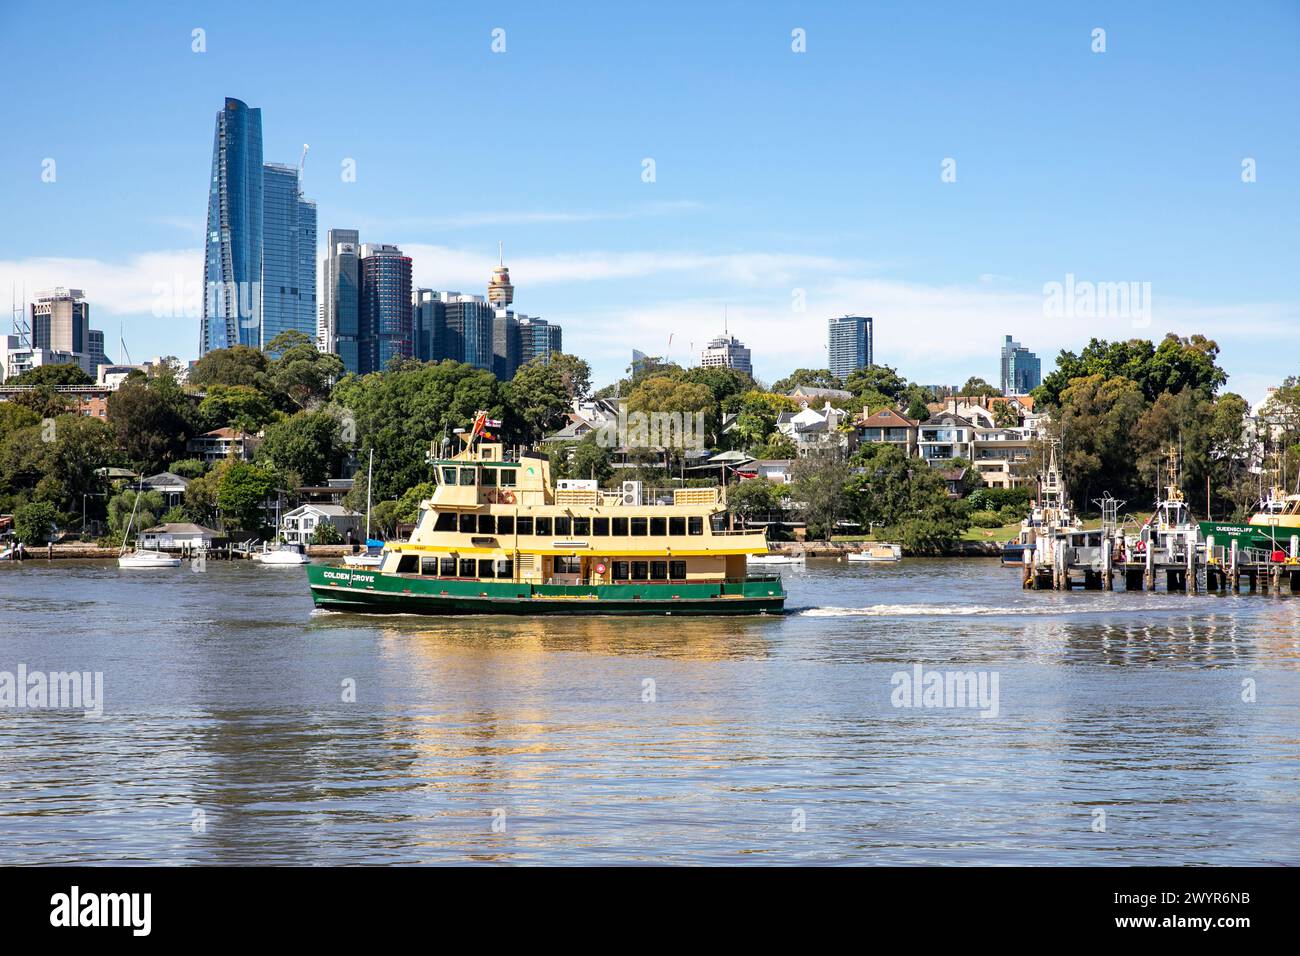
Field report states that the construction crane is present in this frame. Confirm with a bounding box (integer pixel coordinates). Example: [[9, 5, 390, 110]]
[[298, 143, 309, 175]]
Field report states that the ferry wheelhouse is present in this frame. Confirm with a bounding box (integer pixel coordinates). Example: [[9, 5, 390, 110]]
[[306, 428, 785, 615]]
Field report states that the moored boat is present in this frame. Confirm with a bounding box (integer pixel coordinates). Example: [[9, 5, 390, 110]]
[[306, 413, 785, 615], [253, 542, 309, 565], [847, 543, 901, 562]]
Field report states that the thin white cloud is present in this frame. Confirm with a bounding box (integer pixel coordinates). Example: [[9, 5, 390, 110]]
[[357, 199, 705, 232]]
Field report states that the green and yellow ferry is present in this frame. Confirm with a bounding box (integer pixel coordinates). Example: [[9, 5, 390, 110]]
[[306, 429, 785, 616]]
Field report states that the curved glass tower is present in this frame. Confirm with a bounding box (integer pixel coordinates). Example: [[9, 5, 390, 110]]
[[201, 98, 263, 354]]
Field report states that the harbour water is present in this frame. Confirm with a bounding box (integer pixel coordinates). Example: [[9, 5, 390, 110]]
[[1, 558, 1297, 865]]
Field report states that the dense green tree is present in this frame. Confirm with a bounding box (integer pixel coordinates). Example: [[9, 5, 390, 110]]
[[106, 489, 165, 540], [790, 456, 852, 540], [770, 369, 841, 393], [845, 443, 970, 553], [959, 376, 1000, 397], [508, 355, 590, 445], [12, 364, 92, 387], [169, 458, 208, 479], [0, 403, 41, 438], [216, 461, 275, 533], [727, 479, 782, 523], [1051, 374, 1146, 507], [843, 365, 907, 401], [1034, 334, 1226, 408], [13, 500, 60, 545], [108, 371, 195, 472], [311, 521, 343, 545], [266, 331, 345, 409], [256, 410, 343, 486], [197, 384, 277, 433], [188, 345, 273, 393]]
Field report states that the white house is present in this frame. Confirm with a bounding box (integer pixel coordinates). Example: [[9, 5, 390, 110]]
[[138, 523, 221, 550], [280, 504, 364, 545]]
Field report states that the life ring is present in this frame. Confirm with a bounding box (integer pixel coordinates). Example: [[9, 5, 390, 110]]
[[500, 491, 515, 504], [595, 562, 607, 575]]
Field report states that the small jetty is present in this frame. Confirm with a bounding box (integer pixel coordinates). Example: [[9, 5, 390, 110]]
[[1023, 448, 1300, 594]]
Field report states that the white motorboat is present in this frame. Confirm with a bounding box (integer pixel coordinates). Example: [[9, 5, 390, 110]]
[[343, 550, 383, 568], [747, 552, 806, 566], [847, 543, 902, 563], [253, 542, 309, 565], [117, 481, 181, 568]]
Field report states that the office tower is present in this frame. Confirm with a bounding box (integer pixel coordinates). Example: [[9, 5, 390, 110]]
[[87, 329, 109, 374], [412, 288, 443, 363], [201, 97, 263, 355], [439, 293, 495, 371], [31, 287, 89, 357], [827, 314, 873, 383], [1000, 335, 1042, 395], [492, 310, 521, 380], [700, 333, 752, 376], [261, 162, 317, 353], [517, 317, 561, 365], [358, 244, 412, 373], [322, 229, 361, 373]]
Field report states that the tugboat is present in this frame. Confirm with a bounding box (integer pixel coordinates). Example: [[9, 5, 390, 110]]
[[1002, 441, 1079, 565], [1199, 467, 1300, 553], [305, 413, 786, 615]]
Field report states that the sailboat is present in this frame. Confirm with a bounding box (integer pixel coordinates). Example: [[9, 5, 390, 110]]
[[344, 450, 384, 568], [117, 482, 180, 568], [253, 494, 309, 565]]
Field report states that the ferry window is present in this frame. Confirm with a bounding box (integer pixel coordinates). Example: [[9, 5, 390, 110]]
[[630, 517, 648, 536], [669, 517, 686, 536], [517, 516, 534, 535], [498, 469, 517, 487], [535, 517, 553, 536], [650, 561, 668, 581], [420, 557, 439, 576], [573, 517, 590, 536], [496, 559, 513, 579], [631, 561, 649, 580], [440, 557, 456, 576], [477, 559, 495, 578], [554, 556, 581, 575], [612, 517, 629, 536], [481, 468, 497, 487], [688, 516, 704, 535], [612, 561, 630, 581], [458, 514, 476, 534], [650, 517, 667, 536], [459, 467, 477, 486], [434, 512, 457, 532], [397, 555, 419, 574], [498, 516, 514, 535], [593, 517, 610, 536], [441, 467, 456, 485], [670, 560, 686, 580], [554, 516, 572, 536], [711, 514, 728, 532], [478, 514, 496, 534], [459, 558, 476, 577]]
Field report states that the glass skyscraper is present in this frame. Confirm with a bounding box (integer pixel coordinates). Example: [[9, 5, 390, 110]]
[[358, 244, 412, 373], [201, 98, 263, 354], [261, 163, 317, 353], [827, 315, 873, 383], [324, 230, 361, 374], [1000, 335, 1042, 395]]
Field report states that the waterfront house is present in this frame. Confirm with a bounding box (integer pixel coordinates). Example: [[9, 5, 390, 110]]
[[776, 402, 854, 459], [140, 472, 190, 508], [854, 407, 919, 458], [918, 413, 975, 466], [971, 425, 1036, 489], [138, 523, 222, 550], [787, 385, 853, 403], [280, 504, 364, 545], [751, 459, 794, 484], [187, 427, 259, 463]]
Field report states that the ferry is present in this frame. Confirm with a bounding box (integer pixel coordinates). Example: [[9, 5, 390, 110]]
[[306, 416, 786, 615], [1199, 485, 1300, 553]]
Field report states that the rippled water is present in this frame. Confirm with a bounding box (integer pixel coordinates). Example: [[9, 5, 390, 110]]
[[0, 557, 1297, 864]]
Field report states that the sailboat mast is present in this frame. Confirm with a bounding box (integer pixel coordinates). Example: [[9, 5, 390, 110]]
[[365, 448, 373, 542]]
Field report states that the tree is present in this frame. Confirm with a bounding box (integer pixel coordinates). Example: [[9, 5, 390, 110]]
[[1034, 334, 1226, 408], [992, 402, 1021, 427], [217, 461, 275, 533], [790, 456, 852, 540], [169, 459, 208, 479], [771, 369, 841, 393], [257, 411, 343, 486], [311, 521, 343, 545], [189, 345, 273, 393], [13, 500, 59, 545], [197, 384, 276, 433], [1052, 374, 1146, 507], [844, 443, 969, 553], [960, 376, 1000, 397], [267, 331, 345, 409], [0, 403, 40, 438], [727, 479, 780, 524], [844, 365, 907, 402], [108, 371, 195, 472], [508, 356, 583, 445], [106, 489, 165, 540], [12, 364, 92, 387]]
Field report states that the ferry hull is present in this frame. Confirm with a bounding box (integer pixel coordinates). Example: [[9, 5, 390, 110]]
[[307, 565, 786, 616]]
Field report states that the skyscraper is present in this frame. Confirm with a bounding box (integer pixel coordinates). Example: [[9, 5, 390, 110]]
[[487, 242, 514, 310], [1000, 335, 1042, 395], [261, 162, 317, 353], [440, 293, 496, 371], [201, 98, 263, 354], [322, 229, 361, 373], [358, 244, 412, 373], [412, 288, 442, 363], [492, 310, 521, 380], [700, 333, 752, 376], [31, 287, 89, 357], [517, 317, 562, 365], [827, 315, 873, 382]]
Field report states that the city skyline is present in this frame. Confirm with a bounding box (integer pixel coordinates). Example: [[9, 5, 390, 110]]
[[1, 2, 1297, 403]]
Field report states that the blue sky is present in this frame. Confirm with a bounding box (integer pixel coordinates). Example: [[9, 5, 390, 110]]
[[1, 0, 1296, 402]]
